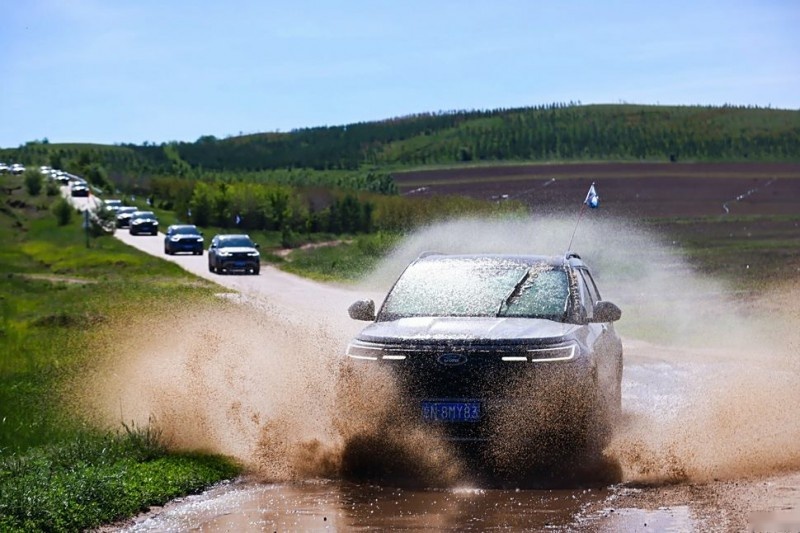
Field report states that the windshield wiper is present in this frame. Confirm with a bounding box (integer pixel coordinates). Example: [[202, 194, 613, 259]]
[[496, 269, 532, 317]]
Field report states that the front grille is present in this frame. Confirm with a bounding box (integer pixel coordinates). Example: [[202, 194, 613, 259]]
[[393, 350, 513, 398]]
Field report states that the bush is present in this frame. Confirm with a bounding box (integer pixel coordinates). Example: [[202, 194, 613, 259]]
[[45, 180, 60, 196], [24, 169, 43, 196], [51, 198, 74, 226]]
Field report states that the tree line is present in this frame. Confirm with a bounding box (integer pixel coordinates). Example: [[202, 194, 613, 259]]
[[148, 178, 524, 243], [3, 104, 799, 184]]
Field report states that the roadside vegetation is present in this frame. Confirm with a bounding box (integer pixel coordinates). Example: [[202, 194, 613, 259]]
[[0, 176, 239, 531]]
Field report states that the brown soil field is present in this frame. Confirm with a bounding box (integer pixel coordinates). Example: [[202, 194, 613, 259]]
[[394, 162, 800, 217], [394, 162, 800, 283]]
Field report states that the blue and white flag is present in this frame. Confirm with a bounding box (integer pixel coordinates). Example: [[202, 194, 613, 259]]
[[235, 214, 242, 225], [584, 183, 599, 209]]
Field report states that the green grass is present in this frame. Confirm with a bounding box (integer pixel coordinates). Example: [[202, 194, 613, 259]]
[[0, 181, 239, 530], [0, 427, 238, 532], [280, 232, 401, 282]]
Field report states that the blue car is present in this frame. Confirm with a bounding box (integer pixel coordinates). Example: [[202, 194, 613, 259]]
[[164, 224, 204, 255]]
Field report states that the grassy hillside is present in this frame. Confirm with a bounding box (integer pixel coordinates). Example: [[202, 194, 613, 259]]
[[3, 105, 799, 185]]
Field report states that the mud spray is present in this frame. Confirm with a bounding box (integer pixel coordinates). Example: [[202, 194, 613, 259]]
[[72, 216, 800, 487]]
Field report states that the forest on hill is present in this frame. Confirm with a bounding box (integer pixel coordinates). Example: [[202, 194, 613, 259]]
[[3, 104, 799, 185]]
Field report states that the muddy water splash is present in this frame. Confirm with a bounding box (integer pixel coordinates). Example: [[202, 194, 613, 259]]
[[75, 216, 800, 487], [362, 216, 800, 484], [75, 293, 462, 485]]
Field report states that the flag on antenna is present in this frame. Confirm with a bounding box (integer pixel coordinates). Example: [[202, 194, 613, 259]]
[[584, 183, 599, 209]]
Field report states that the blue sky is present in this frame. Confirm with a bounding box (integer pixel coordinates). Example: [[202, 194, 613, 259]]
[[1, 0, 798, 147]]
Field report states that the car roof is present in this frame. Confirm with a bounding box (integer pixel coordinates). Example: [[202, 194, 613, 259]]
[[132, 210, 155, 216], [412, 252, 586, 269], [216, 234, 251, 239]]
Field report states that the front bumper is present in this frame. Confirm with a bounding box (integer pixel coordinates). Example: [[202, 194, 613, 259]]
[[218, 259, 259, 272], [130, 224, 158, 234], [345, 351, 598, 442], [168, 240, 203, 253]]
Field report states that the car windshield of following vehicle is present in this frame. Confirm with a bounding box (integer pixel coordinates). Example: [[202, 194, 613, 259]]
[[379, 257, 569, 321], [172, 225, 201, 235], [219, 236, 256, 248]]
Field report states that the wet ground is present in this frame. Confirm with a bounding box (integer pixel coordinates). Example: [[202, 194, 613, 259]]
[[93, 214, 800, 533]]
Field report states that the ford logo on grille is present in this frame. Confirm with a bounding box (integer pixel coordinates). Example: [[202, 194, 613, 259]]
[[437, 353, 467, 366]]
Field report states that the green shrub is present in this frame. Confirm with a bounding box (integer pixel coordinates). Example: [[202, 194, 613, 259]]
[[45, 180, 60, 196], [51, 198, 74, 226], [23, 169, 43, 196]]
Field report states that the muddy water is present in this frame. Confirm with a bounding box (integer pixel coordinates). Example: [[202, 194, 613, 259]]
[[94, 218, 800, 532]]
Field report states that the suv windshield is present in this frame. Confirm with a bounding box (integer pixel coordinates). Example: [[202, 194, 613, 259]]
[[218, 237, 254, 248], [379, 258, 570, 321], [173, 226, 200, 235]]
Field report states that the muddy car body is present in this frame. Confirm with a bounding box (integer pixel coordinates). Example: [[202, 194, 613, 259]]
[[345, 252, 623, 462]]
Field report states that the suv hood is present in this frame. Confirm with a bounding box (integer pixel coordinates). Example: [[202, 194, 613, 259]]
[[356, 317, 581, 345]]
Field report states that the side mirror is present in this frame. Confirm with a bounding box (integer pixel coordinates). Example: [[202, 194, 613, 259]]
[[348, 299, 376, 321], [592, 301, 622, 323], [255, 243, 260, 249]]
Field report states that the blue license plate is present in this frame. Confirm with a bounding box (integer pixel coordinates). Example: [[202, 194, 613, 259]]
[[421, 400, 482, 422], [234, 262, 246, 267]]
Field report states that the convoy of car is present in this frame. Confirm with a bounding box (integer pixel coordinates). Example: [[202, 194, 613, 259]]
[[345, 251, 623, 458], [164, 224, 204, 255], [207, 234, 260, 275]]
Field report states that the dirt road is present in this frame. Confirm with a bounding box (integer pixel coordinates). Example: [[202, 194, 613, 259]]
[[100, 225, 800, 532]]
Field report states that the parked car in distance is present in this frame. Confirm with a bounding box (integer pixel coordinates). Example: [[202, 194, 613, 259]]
[[128, 211, 159, 236], [344, 252, 623, 467], [164, 224, 204, 255], [115, 206, 138, 228], [10, 163, 25, 175], [207, 234, 260, 275], [70, 184, 90, 197], [0, 163, 9, 174]]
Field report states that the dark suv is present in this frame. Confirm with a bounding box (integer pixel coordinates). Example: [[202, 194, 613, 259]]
[[345, 252, 622, 470], [164, 224, 204, 255], [207, 234, 260, 275], [128, 211, 159, 236]]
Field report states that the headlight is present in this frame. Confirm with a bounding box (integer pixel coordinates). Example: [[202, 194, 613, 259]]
[[346, 340, 407, 361], [217, 250, 232, 256], [170, 236, 180, 242], [526, 342, 577, 362], [247, 251, 260, 256]]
